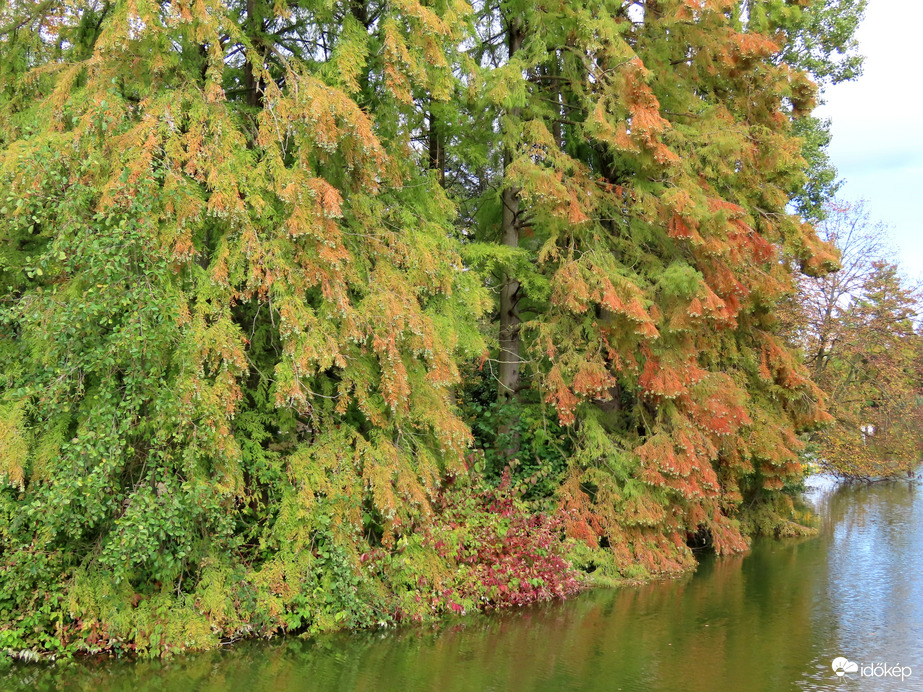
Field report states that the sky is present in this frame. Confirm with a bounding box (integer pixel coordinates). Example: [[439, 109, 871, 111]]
[[815, 0, 923, 279]]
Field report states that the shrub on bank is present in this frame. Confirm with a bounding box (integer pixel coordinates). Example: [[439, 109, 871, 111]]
[[0, 473, 584, 663]]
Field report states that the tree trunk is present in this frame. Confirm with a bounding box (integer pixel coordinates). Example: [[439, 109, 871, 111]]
[[428, 107, 445, 186], [497, 17, 525, 406], [496, 16, 525, 461], [243, 0, 264, 109]]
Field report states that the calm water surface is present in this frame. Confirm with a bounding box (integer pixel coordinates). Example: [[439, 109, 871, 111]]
[[7, 477, 923, 691]]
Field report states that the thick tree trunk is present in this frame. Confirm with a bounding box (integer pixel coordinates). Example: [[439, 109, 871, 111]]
[[496, 17, 525, 461], [497, 18, 525, 406], [497, 183, 521, 402], [243, 0, 264, 109]]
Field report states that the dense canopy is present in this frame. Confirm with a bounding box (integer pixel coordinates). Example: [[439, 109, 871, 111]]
[[0, 0, 887, 658]]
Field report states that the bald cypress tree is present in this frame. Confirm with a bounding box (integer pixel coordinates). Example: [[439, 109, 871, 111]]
[[0, 0, 866, 656], [457, 0, 861, 575], [0, 0, 488, 649]]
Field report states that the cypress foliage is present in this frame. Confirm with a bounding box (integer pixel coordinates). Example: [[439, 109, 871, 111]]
[[455, 0, 855, 574], [0, 0, 490, 653], [0, 0, 866, 656]]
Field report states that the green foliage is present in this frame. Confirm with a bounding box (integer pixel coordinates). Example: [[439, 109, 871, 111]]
[[0, 0, 489, 658], [739, 491, 819, 540], [778, 0, 867, 86], [446, 0, 862, 576], [460, 367, 570, 499], [791, 116, 842, 222], [0, 0, 871, 658]]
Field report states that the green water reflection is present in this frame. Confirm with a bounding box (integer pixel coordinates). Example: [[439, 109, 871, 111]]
[[7, 478, 923, 691]]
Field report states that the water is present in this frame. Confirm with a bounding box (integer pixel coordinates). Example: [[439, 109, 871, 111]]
[[7, 477, 923, 691]]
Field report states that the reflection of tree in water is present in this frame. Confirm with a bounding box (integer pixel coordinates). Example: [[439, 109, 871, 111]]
[[825, 481, 923, 680], [1, 550, 817, 690], [794, 477, 923, 691]]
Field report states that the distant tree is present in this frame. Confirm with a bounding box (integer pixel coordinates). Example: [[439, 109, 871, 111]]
[[792, 199, 891, 376], [790, 115, 842, 222], [785, 201, 923, 478]]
